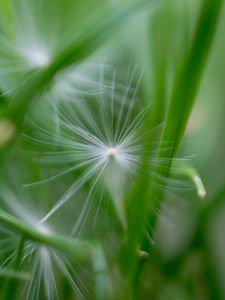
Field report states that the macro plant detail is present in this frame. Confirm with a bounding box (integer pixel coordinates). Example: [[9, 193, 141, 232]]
[[0, 0, 224, 300], [24, 66, 155, 227]]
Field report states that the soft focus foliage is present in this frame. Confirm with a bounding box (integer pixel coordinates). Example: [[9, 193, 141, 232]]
[[0, 0, 224, 299]]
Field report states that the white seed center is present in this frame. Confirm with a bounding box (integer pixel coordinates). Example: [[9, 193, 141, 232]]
[[38, 224, 50, 235], [23, 48, 50, 68], [31, 51, 49, 67], [107, 148, 118, 159]]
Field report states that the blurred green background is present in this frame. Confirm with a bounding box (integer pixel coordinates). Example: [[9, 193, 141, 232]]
[[0, 0, 225, 299]]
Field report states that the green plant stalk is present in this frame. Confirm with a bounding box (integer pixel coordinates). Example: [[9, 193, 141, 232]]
[[120, 155, 150, 291], [122, 0, 223, 293], [0, 269, 30, 281], [92, 245, 111, 300], [0, 208, 93, 262], [2, 235, 26, 300]]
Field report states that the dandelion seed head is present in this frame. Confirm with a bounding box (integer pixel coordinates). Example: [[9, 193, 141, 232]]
[[26, 64, 150, 228], [0, 183, 86, 300]]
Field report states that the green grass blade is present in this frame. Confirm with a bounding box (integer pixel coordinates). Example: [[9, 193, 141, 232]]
[[158, 0, 223, 162], [148, 0, 223, 228], [121, 0, 223, 293]]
